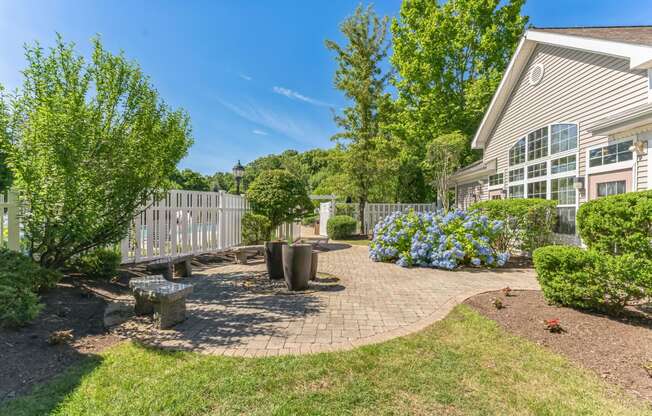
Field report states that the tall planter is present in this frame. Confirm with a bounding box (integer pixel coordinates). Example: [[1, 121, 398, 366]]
[[265, 241, 287, 279], [282, 244, 312, 291]]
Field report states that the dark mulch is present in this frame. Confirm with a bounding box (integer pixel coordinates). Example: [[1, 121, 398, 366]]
[[465, 290, 652, 402], [0, 279, 122, 403]]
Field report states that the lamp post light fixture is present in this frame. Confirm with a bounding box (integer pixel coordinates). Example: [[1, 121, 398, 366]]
[[232, 160, 245, 194]]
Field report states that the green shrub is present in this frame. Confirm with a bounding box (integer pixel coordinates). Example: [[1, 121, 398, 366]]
[[0, 248, 61, 327], [533, 245, 652, 314], [242, 212, 272, 245], [327, 215, 357, 239], [576, 190, 652, 256], [70, 248, 121, 279], [335, 203, 356, 217], [301, 213, 319, 226], [470, 198, 557, 255]]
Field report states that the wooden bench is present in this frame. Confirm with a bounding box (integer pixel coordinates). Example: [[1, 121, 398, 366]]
[[232, 245, 264, 264], [129, 275, 193, 329], [146, 255, 193, 280]]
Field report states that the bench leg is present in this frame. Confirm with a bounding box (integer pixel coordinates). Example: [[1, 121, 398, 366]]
[[175, 259, 193, 278], [153, 298, 187, 329], [235, 251, 249, 265], [134, 293, 154, 315], [161, 263, 174, 281]]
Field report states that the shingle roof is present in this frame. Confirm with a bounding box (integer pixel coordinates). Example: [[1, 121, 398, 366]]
[[533, 26, 652, 47]]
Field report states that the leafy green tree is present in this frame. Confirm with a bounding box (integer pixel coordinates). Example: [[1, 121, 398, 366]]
[[391, 0, 528, 164], [325, 5, 394, 231], [2, 35, 192, 268], [246, 169, 311, 230], [424, 132, 467, 211], [209, 171, 235, 192], [170, 168, 210, 191]]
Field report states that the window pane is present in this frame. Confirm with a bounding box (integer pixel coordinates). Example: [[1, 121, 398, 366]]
[[509, 168, 524, 182], [527, 162, 547, 178], [551, 124, 577, 154], [527, 127, 548, 160], [509, 138, 526, 166], [489, 173, 503, 186], [589, 140, 633, 167], [551, 155, 576, 174], [508, 184, 524, 198], [597, 180, 626, 197], [551, 177, 576, 205], [527, 180, 547, 199], [555, 207, 576, 234]]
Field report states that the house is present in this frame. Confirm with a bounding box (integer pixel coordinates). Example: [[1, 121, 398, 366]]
[[452, 26, 652, 242]]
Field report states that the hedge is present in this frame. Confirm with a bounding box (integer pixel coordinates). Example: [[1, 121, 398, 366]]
[[470, 198, 557, 255], [0, 249, 61, 327], [533, 245, 652, 314], [69, 247, 121, 279], [242, 212, 272, 245], [327, 215, 357, 239], [576, 189, 652, 256]]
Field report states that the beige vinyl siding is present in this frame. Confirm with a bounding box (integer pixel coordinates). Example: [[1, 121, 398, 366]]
[[456, 181, 487, 209], [483, 44, 648, 181]]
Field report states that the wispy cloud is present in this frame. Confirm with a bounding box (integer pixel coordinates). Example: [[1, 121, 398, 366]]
[[272, 86, 331, 107], [252, 129, 268, 136], [239, 73, 252, 81]]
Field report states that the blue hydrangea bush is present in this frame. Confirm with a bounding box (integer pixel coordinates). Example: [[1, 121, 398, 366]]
[[369, 209, 509, 269]]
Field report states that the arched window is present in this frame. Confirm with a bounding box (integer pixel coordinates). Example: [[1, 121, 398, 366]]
[[509, 137, 526, 166]]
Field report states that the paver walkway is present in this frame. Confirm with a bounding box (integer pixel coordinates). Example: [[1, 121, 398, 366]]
[[114, 245, 539, 357]]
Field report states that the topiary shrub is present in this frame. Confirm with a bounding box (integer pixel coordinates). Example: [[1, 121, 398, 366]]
[[470, 198, 557, 255], [369, 210, 509, 269], [70, 247, 121, 279], [576, 189, 652, 256], [242, 212, 272, 245], [533, 245, 652, 314], [327, 215, 357, 239], [0, 248, 61, 327]]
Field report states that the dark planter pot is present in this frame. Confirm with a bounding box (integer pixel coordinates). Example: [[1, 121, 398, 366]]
[[282, 244, 312, 291], [265, 241, 287, 279], [310, 251, 318, 281]]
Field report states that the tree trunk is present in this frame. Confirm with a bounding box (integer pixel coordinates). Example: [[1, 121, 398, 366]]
[[358, 200, 366, 236]]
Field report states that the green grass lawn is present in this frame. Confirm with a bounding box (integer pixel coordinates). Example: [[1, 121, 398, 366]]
[[2, 305, 649, 416]]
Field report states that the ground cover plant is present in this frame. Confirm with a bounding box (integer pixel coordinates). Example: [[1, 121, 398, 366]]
[[1, 305, 648, 416], [369, 209, 508, 269]]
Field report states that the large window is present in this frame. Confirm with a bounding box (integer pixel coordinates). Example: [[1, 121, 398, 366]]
[[508, 184, 524, 199], [551, 177, 576, 205], [597, 180, 626, 197], [509, 168, 524, 182], [489, 173, 504, 186], [551, 155, 576, 174], [527, 180, 547, 199], [555, 207, 576, 234], [527, 127, 548, 160], [589, 140, 633, 167], [551, 124, 578, 154], [527, 162, 547, 179], [509, 138, 526, 166]]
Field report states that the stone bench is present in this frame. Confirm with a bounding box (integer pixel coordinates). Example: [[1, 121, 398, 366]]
[[129, 275, 193, 329], [146, 255, 193, 280], [232, 245, 264, 264]]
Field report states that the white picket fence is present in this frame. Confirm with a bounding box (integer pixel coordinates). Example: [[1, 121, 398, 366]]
[[2, 189, 300, 264], [0, 191, 20, 250], [320, 202, 438, 236]]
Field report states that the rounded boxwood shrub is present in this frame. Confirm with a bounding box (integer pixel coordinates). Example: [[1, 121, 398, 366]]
[[327, 215, 357, 239], [576, 189, 652, 256], [242, 212, 272, 245], [470, 198, 557, 255], [0, 248, 61, 327], [70, 247, 121, 279], [533, 245, 652, 314], [369, 210, 509, 269]]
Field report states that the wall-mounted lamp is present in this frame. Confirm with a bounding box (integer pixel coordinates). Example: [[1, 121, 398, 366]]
[[574, 176, 585, 191], [629, 140, 646, 156]]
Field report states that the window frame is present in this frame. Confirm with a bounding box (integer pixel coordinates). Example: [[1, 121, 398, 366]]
[[585, 137, 635, 175]]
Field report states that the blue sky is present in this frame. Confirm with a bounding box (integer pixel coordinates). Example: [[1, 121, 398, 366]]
[[1, 1, 652, 174]]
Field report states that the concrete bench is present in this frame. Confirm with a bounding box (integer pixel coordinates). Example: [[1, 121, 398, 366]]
[[129, 275, 193, 329], [299, 237, 329, 250], [146, 255, 193, 280], [232, 245, 264, 264]]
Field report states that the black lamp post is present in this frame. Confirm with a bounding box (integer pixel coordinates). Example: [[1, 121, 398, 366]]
[[232, 160, 245, 194]]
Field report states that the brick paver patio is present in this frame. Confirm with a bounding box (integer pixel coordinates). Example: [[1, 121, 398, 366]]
[[114, 244, 539, 356]]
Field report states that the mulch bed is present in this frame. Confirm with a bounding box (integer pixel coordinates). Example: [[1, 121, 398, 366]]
[[465, 290, 652, 402], [0, 279, 122, 403]]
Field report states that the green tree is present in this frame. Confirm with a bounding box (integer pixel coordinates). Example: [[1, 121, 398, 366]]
[[2, 35, 192, 268], [325, 5, 394, 231], [170, 168, 210, 191], [246, 169, 311, 230], [424, 132, 467, 211], [209, 171, 235, 192], [391, 0, 528, 164]]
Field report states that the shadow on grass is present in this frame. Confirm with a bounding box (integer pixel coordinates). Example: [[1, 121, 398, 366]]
[[0, 353, 103, 416]]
